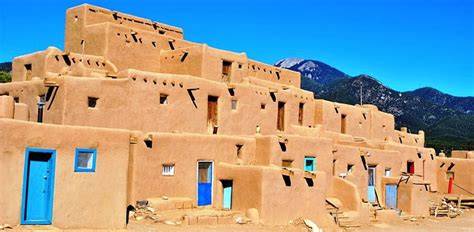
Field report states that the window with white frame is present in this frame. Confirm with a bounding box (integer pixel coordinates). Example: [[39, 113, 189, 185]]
[[162, 164, 175, 176]]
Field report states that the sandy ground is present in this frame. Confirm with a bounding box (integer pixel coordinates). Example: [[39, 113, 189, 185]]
[[10, 209, 474, 231]]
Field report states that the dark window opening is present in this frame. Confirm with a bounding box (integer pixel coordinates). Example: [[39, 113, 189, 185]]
[[207, 96, 218, 132], [430, 154, 434, 160], [238, 64, 243, 69], [159, 30, 166, 35], [298, 102, 304, 125], [222, 60, 232, 81], [305, 178, 314, 187], [88, 97, 98, 108], [13, 97, 19, 103], [341, 114, 347, 134], [282, 159, 293, 168], [152, 41, 157, 47], [228, 88, 235, 96], [399, 137, 403, 144], [282, 175, 291, 187], [440, 163, 445, 168], [363, 112, 367, 120], [407, 161, 415, 174], [276, 72, 281, 80], [144, 140, 153, 148], [277, 101, 285, 131], [261, 103, 266, 109], [160, 94, 169, 104], [236, 144, 243, 159], [347, 164, 354, 173], [417, 152, 422, 159], [279, 142, 287, 152], [334, 107, 339, 114], [24, 64, 32, 80]]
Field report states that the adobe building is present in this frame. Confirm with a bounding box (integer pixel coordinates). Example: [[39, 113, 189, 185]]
[[0, 4, 472, 229]]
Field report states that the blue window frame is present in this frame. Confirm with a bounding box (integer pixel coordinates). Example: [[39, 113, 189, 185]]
[[304, 156, 316, 172], [74, 148, 97, 172]]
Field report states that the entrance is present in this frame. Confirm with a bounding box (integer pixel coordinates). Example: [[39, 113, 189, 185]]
[[21, 148, 56, 225], [368, 165, 376, 203], [221, 180, 233, 209], [385, 184, 398, 209], [197, 161, 213, 206]]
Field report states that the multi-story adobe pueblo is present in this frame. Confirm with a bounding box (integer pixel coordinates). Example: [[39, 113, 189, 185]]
[[0, 4, 473, 229]]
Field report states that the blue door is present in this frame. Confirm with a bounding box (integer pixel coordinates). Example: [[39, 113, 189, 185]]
[[197, 161, 213, 206], [21, 148, 56, 225], [222, 180, 232, 209], [368, 166, 376, 203], [385, 184, 397, 209]]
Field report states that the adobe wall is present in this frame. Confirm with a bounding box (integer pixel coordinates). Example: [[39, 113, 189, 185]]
[[0, 119, 130, 229], [436, 157, 474, 195], [451, 150, 474, 159]]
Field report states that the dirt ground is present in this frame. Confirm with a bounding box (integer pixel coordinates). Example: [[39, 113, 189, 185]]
[[10, 209, 474, 231]]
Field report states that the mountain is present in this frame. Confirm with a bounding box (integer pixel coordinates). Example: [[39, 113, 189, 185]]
[[275, 58, 350, 85], [405, 87, 474, 115], [275, 58, 474, 153], [0, 62, 12, 72]]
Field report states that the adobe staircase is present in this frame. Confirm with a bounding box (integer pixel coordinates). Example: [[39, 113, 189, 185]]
[[326, 198, 361, 229]]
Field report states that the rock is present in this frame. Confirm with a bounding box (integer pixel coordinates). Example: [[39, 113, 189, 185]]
[[304, 219, 321, 232], [246, 208, 259, 224], [235, 216, 247, 224], [162, 196, 169, 200], [164, 220, 176, 225], [135, 216, 145, 221], [146, 206, 155, 213], [0, 224, 4, 230], [3, 224, 12, 229]]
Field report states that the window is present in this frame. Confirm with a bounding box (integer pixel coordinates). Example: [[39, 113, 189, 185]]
[[222, 60, 232, 81], [160, 94, 169, 104], [298, 103, 304, 125], [261, 103, 266, 110], [236, 144, 243, 159], [24, 64, 32, 80], [231, 100, 237, 110], [162, 164, 175, 176], [282, 159, 293, 168], [385, 168, 391, 177], [277, 101, 285, 131], [407, 161, 415, 174], [304, 156, 316, 172], [207, 96, 218, 133], [75, 148, 97, 172], [88, 97, 98, 108], [347, 164, 354, 173], [341, 114, 347, 134], [446, 171, 454, 181]]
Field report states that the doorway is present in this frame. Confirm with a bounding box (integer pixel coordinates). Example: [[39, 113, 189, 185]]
[[385, 184, 398, 209], [21, 148, 56, 225], [207, 96, 218, 133], [197, 161, 213, 206], [221, 180, 233, 210], [368, 165, 376, 203]]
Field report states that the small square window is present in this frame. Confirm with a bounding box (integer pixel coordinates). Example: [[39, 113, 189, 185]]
[[231, 100, 237, 110], [162, 164, 175, 176], [261, 103, 266, 109], [347, 164, 354, 173], [88, 97, 98, 108], [75, 148, 97, 172], [385, 168, 391, 177], [304, 156, 316, 172], [160, 94, 169, 104]]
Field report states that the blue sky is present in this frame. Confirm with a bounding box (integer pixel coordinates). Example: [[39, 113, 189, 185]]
[[0, 0, 473, 96]]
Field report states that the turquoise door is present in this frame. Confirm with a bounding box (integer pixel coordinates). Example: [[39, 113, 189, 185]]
[[385, 184, 397, 209], [222, 180, 233, 209], [368, 166, 376, 203], [304, 157, 316, 172], [197, 161, 213, 206], [21, 148, 56, 225]]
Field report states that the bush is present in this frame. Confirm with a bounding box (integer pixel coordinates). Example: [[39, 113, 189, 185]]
[[0, 72, 11, 83]]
